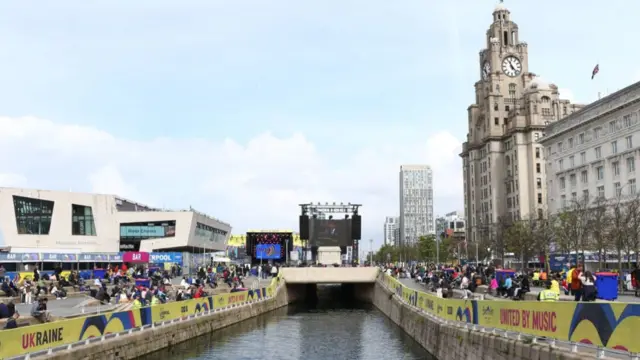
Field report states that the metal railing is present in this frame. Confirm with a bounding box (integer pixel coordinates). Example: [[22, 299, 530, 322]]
[[9, 282, 283, 360], [379, 276, 639, 360]]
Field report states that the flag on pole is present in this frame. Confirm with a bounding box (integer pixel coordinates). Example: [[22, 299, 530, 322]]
[[591, 64, 599, 80]]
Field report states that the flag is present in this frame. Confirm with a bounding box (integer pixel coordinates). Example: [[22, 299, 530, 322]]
[[591, 64, 599, 80]]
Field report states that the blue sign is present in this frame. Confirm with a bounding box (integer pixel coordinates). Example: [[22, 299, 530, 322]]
[[120, 226, 165, 237], [0, 253, 40, 262], [109, 253, 123, 262], [549, 254, 578, 271], [78, 253, 111, 262], [149, 252, 183, 264], [255, 244, 281, 260], [41, 253, 78, 262]]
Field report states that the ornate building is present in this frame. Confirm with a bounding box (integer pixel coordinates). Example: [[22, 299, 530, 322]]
[[459, 4, 584, 245]]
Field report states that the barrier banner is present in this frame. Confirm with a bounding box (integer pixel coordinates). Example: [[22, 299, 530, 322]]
[[383, 274, 640, 353], [41, 253, 78, 262], [0, 283, 274, 359]]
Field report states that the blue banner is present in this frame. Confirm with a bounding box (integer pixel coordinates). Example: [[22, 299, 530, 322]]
[[109, 253, 123, 262], [0, 253, 40, 262], [78, 253, 111, 262], [41, 253, 78, 262], [255, 244, 281, 260], [149, 252, 183, 264]]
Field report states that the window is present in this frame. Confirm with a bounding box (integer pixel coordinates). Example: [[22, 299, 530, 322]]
[[537, 193, 542, 204], [597, 166, 604, 180], [597, 186, 605, 198], [71, 204, 97, 236], [613, 161, 620, 176], [569, 156, 575, 167], [570, 174, 577, 187], [628, 157, 636, 173], [615, 182, 622, 197], [595, 147, 602, 159], [609, 120, 616, 133], [630, 179, 637, 194], [568, 138, 574, 148], [495, 117, 499, 125], [535, 148, 540, 159], [505, 105, 510, 112], [581, 152, 586, 164], [536, 163, 541, 173], [12, 196, 54, 235], [578, 133, 585, 144], [581, 170, 588, 184], [557, 142, 563, 152], [595, 127, 602, 139], [583, 189, 589, 201], [560, 177, 566, 189], [536, 178, 542, 189], [624, 114, 632, 128], [561, 195, 566, 208], [542, 108, 551, 116], [612, 141, 618, 154], [559, 159, 564, 170], [627, 136, 633, 149]]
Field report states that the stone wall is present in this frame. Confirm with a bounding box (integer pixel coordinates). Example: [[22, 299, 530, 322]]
[[39, 286, 290, 360], [372, 281, 597, 360]]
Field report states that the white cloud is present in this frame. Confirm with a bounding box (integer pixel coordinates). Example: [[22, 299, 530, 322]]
[[0, 116, 463, 245]]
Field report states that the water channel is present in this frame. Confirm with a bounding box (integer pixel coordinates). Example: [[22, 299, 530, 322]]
[[138, 285, 436, 360]]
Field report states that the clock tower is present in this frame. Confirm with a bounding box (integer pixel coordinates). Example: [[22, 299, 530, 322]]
[[460, 3, 583, 250]]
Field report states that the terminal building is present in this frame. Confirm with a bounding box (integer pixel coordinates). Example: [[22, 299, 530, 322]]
[[0, 187, 232, 254]]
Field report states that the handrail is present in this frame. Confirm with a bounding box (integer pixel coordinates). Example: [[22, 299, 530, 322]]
[[4, 279, 283, 360], [379, 275, 639, 360]]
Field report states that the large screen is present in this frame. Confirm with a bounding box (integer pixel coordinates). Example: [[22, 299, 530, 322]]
[[312, 219, 352, 246], [255, 244, 282, 260]]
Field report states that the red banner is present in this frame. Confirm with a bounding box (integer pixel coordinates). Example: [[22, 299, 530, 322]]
[[123, 251, 149, 263]]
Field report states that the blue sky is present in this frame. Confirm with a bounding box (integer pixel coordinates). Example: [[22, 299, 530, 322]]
[[1, 1, 638, 249]]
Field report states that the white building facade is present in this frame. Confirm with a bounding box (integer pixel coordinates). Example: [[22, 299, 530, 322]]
[[383, 216, 399, 246], [459, 4, 583, 245], [541, 82, 640, 213], [0, 187, 232, 253], [399, 165, 434, 245]]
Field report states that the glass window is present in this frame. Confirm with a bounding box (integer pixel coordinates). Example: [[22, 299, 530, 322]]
[[12, 195, 54, 235], [71, 204, 97, 236]]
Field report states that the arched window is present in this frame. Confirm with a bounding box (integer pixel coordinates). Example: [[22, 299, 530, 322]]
[[509, 83, 516, 98], [541, 96, 551, 103], [511, 31, 516, 44]]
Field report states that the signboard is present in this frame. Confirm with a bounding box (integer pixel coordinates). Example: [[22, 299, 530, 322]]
[[255, 244, 281, 260], [41, 253, 78, 262], [0, 253, 40, 262], [120, 226, 166, 238], [123, 251, 150, 263], [109, 253, 123, 262], [78, 253, 110, 262], [149, 252, 183, 264]]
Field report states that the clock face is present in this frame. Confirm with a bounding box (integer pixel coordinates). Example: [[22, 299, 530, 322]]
[[502, 56, 522, 77], [482, 62, 491, 80]]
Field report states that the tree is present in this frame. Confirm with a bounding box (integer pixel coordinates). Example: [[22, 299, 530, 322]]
[[504, 218, 536, 271], [556, 197, 591, 263], [533, 211, 557, 273], [587, 196, 611, 269], [624, 194, 640, 268]]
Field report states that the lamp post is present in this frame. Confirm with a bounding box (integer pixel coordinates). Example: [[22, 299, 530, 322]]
[[369, 239, 373, 266]]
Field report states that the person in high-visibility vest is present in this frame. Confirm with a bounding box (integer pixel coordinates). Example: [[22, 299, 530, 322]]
[[537, 281, 559, 302]]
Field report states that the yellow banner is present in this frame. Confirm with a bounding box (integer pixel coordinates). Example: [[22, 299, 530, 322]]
[[227, 235, 246, 247], [0, 281, 278, 359], [382, 274, 640, 353]]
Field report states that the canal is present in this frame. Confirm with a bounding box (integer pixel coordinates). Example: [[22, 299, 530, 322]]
[[138, 285, 435, 360]]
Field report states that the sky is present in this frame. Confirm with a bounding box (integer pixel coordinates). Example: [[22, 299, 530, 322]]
[[1, 1, 639, 250]]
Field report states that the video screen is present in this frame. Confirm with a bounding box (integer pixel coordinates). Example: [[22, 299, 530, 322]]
[[256, 244, 282, 260], [312, 219, 352, 246]]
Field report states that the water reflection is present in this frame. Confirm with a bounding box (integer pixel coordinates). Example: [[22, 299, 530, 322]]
[[138, 305, 435, 360]]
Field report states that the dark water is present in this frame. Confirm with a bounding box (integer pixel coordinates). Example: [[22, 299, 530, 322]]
[[138, 286, 435, 360]]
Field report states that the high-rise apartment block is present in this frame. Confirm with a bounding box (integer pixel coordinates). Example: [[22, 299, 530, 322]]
[[459, 4, 583, 245], [399, 165, 434, 245], [383, 216, 399, 246]]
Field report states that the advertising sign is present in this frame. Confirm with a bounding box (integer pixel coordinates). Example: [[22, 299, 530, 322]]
[[255, 244, 281, 260], [0, 253, 41, 262], [109, 253, 123, 262], [78, 254, 110, 262], [123, 252, 150, 263], [149, 252, 183, 264], [41, 253, 78, 262], [120, 226, 166, 238]]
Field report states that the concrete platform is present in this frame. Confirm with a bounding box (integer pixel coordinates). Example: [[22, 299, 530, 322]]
[[279, 267, 379, 284]]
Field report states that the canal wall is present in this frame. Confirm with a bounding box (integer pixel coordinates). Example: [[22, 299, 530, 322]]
[[38, 283, 290, 360], [372, 281, 595, 360]]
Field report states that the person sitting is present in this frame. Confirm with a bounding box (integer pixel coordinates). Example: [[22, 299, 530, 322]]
[[49, 284, 67, 300], [31, 298, 51, 323], [1, 280, 17, 297], [4, 312, 20, 329], [513, 275, 530, 300], [0, 301, 15, 319]]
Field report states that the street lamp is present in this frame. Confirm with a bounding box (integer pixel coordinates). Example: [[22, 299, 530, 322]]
[[369, 239, 373, 266]]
